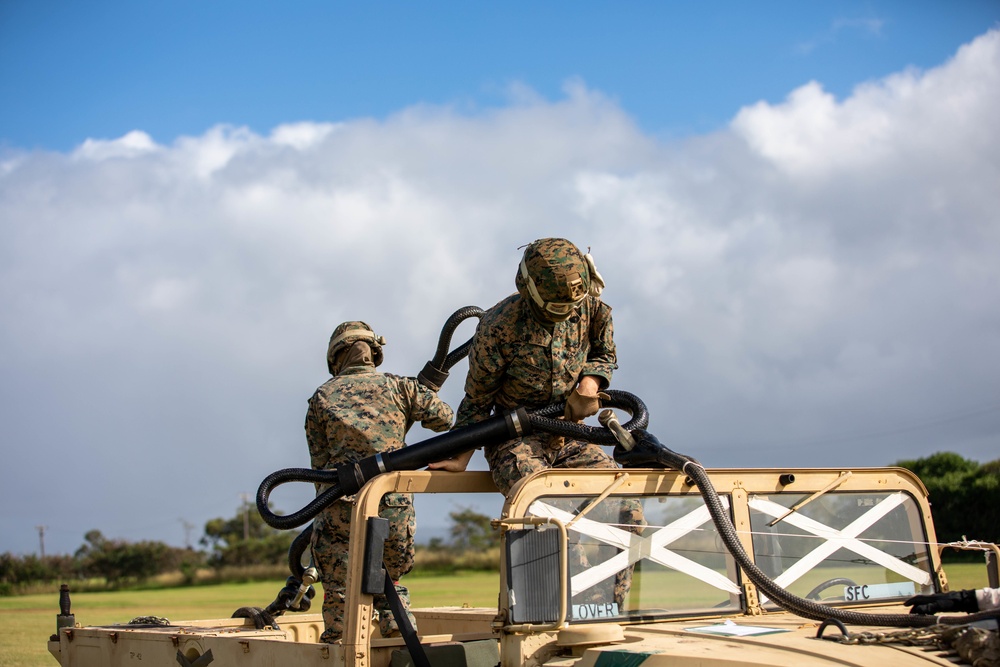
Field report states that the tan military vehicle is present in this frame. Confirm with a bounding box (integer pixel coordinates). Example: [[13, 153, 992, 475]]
[[47, 462, 999, 666], [44, 311, 1000, 666]]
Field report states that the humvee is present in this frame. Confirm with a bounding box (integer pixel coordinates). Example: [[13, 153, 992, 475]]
[[47, 462, 999, 666], [44, 310, 1000, 666]]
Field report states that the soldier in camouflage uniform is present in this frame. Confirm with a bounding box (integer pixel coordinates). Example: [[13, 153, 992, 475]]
[[428, 238, 645, 608], [306, 321, 454, 643]]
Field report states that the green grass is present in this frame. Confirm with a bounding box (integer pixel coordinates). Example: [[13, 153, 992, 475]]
[[407, 570, 500, 608], [0, 580, 289, 667], [937, 562, 994, 591], [0, 573, 500, 667], [2, 564, 990, 667]]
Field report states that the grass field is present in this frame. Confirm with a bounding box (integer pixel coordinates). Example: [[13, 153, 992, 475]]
[[0, 572, 499, 667], [2, 564, 991, 667]]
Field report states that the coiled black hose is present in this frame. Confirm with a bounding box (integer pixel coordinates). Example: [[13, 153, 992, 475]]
[[260, 379, 952, 630], [257, 391, 648, 531], [232, 605, 279, 630], [258, 408, 529, 530], [417, 306, 484, 391], [614, 430, 968, 629], [526, 389, 648, 443], [257, 468, 347, 531]]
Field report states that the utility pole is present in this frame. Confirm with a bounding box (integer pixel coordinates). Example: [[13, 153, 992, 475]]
[[35, 525, 47, 559], [240, 493, 250, 541], [179, 519, 194, 549]]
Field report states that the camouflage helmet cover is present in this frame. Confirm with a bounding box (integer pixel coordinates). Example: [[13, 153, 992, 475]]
[[326, 321, 385, 373], [515, 238, 594, 320]]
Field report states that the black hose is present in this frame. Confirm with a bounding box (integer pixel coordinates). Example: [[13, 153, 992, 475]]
[[438, 306, 484, 369], [257, 391, 649, 531], [442, 338, 475, 372], [418, 306, 484, 391], [256, 356, 970, 633], [258, 408, 532, 530], [615, 430, 961, 629], [232, 606, 279, 630], [256, 468, 344, 531], [526, 389, 648, 444], [288, 525, 312, 580]]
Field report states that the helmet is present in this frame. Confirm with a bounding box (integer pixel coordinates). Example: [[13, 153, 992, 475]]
[[515, 238, 604, 321], [326, 321, 385, 373]]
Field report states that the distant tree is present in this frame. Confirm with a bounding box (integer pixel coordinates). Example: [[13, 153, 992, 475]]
[[174, 547, 207, 585], [895, 452, 1000, 545], [202, 501, 277, 548], [74, 529, 179, 586], [448, 507, 500, 551], [897, 452, 978, 481], [0, 552, 77, 594], [201, 501, 294, 568]]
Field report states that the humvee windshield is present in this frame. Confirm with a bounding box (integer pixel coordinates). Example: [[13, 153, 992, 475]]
[[749, 490, 933, 606], [507, 480, 934, 625]]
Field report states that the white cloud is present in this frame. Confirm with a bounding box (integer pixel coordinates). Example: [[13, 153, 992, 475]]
[[270, 122, 340, 150], [2, 30, 999, 556], [73, 130, 161, 160], [733, 29, 1000, 181]]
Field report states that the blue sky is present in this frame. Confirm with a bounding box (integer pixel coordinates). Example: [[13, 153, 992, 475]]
[[3, 2, 998, 150], [1, 3, 999, 558]]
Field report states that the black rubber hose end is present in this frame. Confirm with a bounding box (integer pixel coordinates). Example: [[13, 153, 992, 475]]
[[417, 362, 449, 392]]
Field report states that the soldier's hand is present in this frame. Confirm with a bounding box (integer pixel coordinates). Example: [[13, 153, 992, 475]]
[[564, 386, 610, 422], [904, 589, 978, 615], [427, 450, 474, 472]]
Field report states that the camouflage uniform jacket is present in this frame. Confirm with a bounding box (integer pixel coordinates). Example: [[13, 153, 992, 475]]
[[306, 363, 454, 491], [455, 293, 616, 428]]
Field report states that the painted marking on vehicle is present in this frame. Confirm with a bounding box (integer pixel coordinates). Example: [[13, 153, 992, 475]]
[[844, 581, 917, 601], [572, 602, 620, 619]]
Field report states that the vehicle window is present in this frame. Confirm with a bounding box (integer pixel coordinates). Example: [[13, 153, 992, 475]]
[[522, 493, 742, 623], [748, 491, 933, 606]]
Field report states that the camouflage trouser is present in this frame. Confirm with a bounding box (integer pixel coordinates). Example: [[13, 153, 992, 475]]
[[485, 433, 646, 609], [311, 493, 417, 643]]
